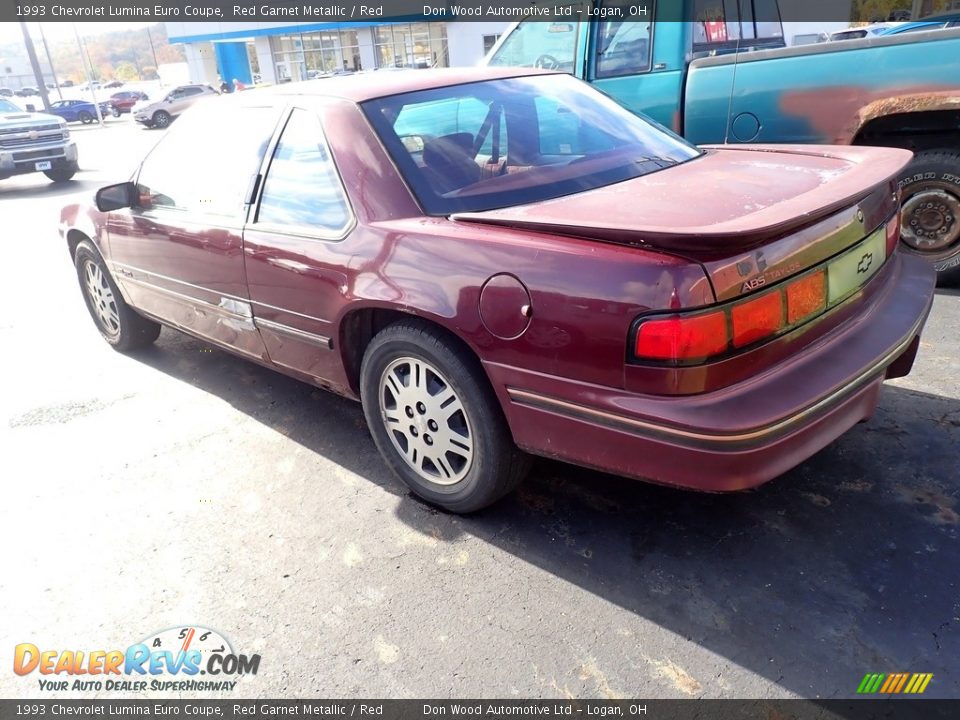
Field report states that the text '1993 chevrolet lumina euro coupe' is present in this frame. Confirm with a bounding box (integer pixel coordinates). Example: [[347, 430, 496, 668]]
[[60, 68, 936, 512]]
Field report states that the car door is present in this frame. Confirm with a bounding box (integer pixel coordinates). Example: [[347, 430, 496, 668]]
[[171, 86, 204, 115], [105, 102, 283, 360], [242, 107, 356, 386]]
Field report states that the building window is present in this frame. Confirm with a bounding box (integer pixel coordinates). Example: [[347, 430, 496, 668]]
[[270, 29, 361, 83], [374, 23, 448, 69], [482, 34, 501, 55]]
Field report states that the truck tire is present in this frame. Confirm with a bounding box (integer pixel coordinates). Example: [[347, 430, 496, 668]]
[[897, 150, 960, 284], [44, 162, 78, 183]]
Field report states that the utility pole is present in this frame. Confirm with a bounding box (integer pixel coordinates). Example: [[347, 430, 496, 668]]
[[37, 24, 62, 101], [73, 23, 103, 125], [19, 21, 51, 110], [146, 26, 161, 84]]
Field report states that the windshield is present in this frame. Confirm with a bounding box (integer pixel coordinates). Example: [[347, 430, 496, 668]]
[[0, 98, 21, 113], [362, 74, 701, 215], [487, 17, 582, 72]]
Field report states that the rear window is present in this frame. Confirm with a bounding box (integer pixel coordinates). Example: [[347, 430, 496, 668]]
[[363, 74, 700, 215]]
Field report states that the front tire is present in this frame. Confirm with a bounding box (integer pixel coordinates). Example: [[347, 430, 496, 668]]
[[44, 161, 78, 183], [74, 240, 161, 352], [897, 149, 960, 284], [152, 110, 171, 128], [360, 320, 529, 513]]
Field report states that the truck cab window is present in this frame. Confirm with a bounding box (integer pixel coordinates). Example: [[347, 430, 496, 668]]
[[692, 0, 784, 54], [595, 3, 653, 78], [487, 11, 582, 72]]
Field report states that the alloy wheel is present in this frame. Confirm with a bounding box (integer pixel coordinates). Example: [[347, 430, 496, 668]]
[[83, 260, 120, 338]]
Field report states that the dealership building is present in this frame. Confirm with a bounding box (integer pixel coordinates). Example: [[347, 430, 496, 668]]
[[164, 20, 510, 86]]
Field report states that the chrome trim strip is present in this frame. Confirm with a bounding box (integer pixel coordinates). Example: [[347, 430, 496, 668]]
[[120, 276, 255, 328], [507, 331, 919, 448], [111, 262, 249, 304], [248, 299, 331, 325], [255, 317, 333, 350]]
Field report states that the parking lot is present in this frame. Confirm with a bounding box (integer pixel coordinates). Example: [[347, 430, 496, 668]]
[[1, 120, 958, 699]]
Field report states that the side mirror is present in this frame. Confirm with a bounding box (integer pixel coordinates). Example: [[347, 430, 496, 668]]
[[95, 182, 137, 212], [26, 104, 36, 112]]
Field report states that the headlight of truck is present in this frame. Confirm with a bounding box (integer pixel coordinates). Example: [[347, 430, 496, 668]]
[[60, 123, 70, 139]]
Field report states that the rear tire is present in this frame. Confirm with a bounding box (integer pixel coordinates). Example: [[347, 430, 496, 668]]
[[897, 149, 960, 284], [79, 110, 93, 124], [74, 240, 161, 352], [360, 320, 529, 513]]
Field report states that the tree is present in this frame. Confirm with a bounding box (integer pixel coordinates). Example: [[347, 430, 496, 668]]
[[114, 61, 139, 81]]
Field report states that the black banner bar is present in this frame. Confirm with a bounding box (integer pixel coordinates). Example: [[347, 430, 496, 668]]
[[1, 700, 958, 720], [5, 0, 891, 24]]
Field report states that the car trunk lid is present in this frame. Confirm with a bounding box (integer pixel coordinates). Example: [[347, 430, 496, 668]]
[[453, 145, 911, 301]]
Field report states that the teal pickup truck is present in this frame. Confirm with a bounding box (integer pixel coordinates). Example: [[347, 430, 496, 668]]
[[485, 3, 960, 280]]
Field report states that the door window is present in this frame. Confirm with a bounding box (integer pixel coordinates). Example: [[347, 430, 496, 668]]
[[595, 2, 653, 77], [255, 109, 353, 237], [135, 105, 279, 219]]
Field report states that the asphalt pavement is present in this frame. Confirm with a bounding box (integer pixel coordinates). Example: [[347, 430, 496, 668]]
[[1, 121, 957, 700]]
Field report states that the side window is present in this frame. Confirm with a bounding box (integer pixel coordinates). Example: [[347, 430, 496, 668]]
[[182, 87, 203, 97], [595, 6, 653, 77], [256, 109, 352, 237], [136, 106, 278, 218], [487, 14, 581, 72]]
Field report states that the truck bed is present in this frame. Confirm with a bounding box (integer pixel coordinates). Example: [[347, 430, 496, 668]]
[[683, 27, 960, 146]]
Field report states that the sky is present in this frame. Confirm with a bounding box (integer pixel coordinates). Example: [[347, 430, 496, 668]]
[[0, 21, 157, 45]]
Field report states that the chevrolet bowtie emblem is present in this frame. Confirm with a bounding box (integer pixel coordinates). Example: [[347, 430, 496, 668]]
[[857, 252, 874, 275], [27, 130, 38, 140]]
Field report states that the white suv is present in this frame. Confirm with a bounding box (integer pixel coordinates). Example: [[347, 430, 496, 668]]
[[132, 84, 219, 129]]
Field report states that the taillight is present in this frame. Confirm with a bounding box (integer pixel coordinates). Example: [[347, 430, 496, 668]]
[[785, 269, 826, 325], [634, 311, 728, 362], [885, 212, 901, 257], [731, 290, 783, 348]]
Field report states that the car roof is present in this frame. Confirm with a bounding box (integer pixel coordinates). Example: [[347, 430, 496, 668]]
[[259, 67, 559, 104]]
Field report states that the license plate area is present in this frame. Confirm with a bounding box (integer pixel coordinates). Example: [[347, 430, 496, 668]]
[[827, 227, 887, 305], [34, 160, 52, 171]]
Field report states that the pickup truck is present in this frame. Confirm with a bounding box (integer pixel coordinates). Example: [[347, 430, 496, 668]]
[[0, 97, 78, 183], [485, 5, 960, 280]]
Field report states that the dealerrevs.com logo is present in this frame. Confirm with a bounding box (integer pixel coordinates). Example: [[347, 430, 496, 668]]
[[14, 626, 261, 693]]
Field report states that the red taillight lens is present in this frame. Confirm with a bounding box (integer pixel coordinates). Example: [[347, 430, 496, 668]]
[[785, 269, 826, 325], [885, 212, 901, 256], [635, 311, 728, 362], [730, 291, 783, 348]]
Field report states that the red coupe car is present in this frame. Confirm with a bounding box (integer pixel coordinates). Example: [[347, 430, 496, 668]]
[[60, 68, 935, 512]]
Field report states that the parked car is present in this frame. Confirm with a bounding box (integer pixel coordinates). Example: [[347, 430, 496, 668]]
[[110, 90, 149, 114], [60, 80, 75, 88], [17, 87, 39, 97], [829, 24, 895, 41], [60, 69, 935, 512], [485, 6, 960, 281], [47, 99, 119, 124], [103, 80, 124, 89], [132, 84, 218, 128], [1, 97, 78, 183], [0, 88, 13, 97], [878, 14, 960, 35]]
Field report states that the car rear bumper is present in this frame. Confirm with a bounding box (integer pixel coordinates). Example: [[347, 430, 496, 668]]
[[486, 252, 936, 492]]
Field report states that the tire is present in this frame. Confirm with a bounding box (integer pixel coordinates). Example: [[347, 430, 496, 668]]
[[44, 162, 78, 183], [897, 149, 960, 284], [152, 110, 171, 129], [74, 240, 161, 352], [111, 106, 120, 118], [360, 320, 530, 513], [78, 110, 93, 124]]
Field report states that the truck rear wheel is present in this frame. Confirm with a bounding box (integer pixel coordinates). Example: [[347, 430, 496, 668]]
[[897, 150, 960, 284]]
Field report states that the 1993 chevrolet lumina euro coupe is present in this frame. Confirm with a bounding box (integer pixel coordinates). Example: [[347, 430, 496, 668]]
[[61, 68, 936, 513]]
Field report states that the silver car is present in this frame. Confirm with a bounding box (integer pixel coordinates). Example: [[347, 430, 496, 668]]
[[132, 84, 219, 128]]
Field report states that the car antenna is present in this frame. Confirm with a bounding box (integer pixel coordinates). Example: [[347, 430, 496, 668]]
[[723, 0, 745, 145]]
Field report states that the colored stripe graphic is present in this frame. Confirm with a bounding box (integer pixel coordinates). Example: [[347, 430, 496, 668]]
[[857, 673, 932, 694]]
